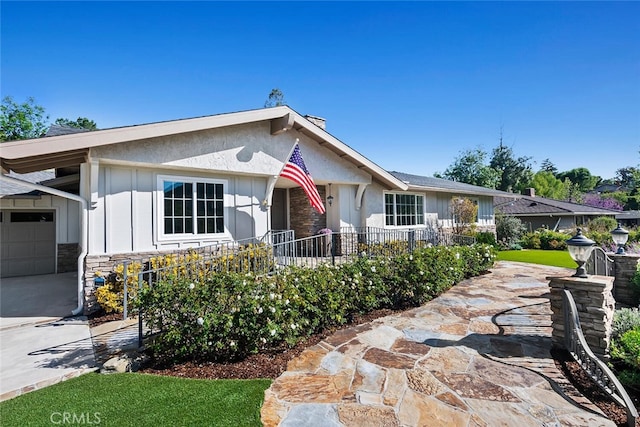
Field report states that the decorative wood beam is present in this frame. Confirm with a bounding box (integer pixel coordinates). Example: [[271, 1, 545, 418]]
[[270, 113, 295, 135], [355, 183, 367, 211], [263, 175, 279, 208]]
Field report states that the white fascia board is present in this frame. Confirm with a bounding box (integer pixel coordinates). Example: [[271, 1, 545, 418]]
[[0, 107, 291, 159], [289, 112, 408, 191]]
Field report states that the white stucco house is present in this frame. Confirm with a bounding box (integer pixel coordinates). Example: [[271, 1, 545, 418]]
[[0, 106, 511, 313]]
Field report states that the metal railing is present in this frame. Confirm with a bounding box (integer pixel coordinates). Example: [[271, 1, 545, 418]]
[[562, 289, 637, 426], [585, 247, 615, 277]]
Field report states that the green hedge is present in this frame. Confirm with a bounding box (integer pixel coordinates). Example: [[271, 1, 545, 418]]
[[138, 243, 497, 363], [520, 229, 571, 250]]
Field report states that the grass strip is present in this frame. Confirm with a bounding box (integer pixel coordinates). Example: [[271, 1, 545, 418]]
[[0, 372, 270, 427], [497, 249, 576, 268]]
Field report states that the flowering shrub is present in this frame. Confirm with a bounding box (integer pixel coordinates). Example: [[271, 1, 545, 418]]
[[583, 194, 624, 211], [94, 262, 145, 313], [139, 243, 497, 362]]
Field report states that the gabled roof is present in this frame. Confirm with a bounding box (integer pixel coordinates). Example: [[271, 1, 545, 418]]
[[0, 106, 408, 191], [494, 195, 619, 216], [389, 171, 517, 198]]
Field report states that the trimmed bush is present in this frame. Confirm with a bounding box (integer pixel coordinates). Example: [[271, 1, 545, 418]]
[[139, 243, 497, 363], [520, 229, 571, 251], [475, 231, 497, 247], [496, 214, 526, 249]]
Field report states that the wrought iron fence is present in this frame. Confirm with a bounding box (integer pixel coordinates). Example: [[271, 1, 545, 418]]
[[562, 289, 637, 426], [585, 246, 615, 277]]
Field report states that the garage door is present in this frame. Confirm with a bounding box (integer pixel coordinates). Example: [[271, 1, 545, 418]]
[[0, 211, 56, 278]]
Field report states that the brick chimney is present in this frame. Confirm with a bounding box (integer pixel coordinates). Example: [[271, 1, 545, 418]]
[[523, 188, 536, 197], [304, 115, 326, 130]]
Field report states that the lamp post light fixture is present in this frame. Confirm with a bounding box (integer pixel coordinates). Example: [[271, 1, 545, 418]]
[[327, 183, 334, 207], [611, 223, 629, 254], [566, 228, 596, 278]]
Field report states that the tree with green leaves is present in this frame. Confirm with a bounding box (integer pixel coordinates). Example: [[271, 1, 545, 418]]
[[0, 96, 49, 141], [435, 148, 500, 189], [530, 171, 569, 199], [539, 158, 558, 175], [556, 168, 600, 193], [489, 142, 533, 193], [54, 117, 97, 130], [615, 167, 640, 190], [264, 88, 286, 107]]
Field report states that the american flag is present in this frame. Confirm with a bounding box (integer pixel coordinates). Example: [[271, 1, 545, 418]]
[[280, 144, 326, 214]]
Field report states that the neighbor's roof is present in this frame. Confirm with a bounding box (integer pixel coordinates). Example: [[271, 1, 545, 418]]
[[389, 171, 518, 198], [616, 210, 640, 220], [494, 195, 619, 216], [0, 170, 56, 196], [0, 106, 408, 191]]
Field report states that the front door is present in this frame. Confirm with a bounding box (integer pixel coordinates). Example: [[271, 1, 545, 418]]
[[271, 189, 287, 231]]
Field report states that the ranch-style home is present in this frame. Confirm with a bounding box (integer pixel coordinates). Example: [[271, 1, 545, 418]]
[[0, 106, 511, 314]]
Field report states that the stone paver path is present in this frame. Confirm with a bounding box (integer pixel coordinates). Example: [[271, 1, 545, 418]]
[[262, 261, 616, 426]]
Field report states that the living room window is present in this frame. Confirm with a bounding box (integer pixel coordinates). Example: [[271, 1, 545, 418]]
[[158, 176, 226, 238], [385, 193, 424, 226]]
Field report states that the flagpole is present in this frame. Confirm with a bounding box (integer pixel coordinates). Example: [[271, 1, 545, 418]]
[[263, 138, 300, 207], [276, 138, 299, 177]]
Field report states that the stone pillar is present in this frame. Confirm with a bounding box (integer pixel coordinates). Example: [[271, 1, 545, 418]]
[[611, 254, 640, 307], [549, 275, 615, 361], [288, 186, 327, 239]]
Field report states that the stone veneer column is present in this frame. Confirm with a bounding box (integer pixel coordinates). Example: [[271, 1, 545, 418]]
[[611, 254, 640, 307], [288, 186, 327, 238], [549, 275, 615, 361]]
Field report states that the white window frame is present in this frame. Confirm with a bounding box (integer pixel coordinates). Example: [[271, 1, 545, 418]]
[[156, 174, 228, 242], [384, 192, 425, 227]]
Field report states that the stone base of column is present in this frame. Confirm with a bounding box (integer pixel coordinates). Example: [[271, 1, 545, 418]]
[[548, 275, 615, 361]]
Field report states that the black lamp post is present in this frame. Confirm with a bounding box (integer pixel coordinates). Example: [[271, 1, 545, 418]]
[[611, 223, 629, 254], [566, 228, 595, 278]]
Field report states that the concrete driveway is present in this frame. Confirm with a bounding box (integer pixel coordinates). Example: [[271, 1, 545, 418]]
[[0, 273, 96, 401]]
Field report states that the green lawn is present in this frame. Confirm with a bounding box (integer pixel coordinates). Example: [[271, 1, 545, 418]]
[[0, 373, 270, 427], [497, 249, 576, 268]]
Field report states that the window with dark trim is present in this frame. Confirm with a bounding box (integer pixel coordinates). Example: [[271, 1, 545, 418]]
[[385, 193, 424, 226]]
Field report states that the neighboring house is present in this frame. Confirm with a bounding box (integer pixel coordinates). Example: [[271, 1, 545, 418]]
[[0, 105, 510, 313], [494, 189, 619, 232], [615, 210, 640, 227]]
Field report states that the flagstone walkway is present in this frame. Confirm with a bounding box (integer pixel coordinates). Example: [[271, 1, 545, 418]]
[[261, 261, 616, 427]]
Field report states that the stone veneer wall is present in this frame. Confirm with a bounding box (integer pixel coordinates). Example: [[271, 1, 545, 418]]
[[57, 243, 80, 273], [289, 186, 327, 239], [84, 248, 219, 313], [549, 275, 615, 361], [612, 254, 640, 307]]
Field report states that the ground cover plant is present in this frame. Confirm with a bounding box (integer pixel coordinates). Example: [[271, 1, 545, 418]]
[[496, 249, 576, 268], [610, 266, 640, 394], [138, 243, 497, 363], [0, 373, 270, 427]]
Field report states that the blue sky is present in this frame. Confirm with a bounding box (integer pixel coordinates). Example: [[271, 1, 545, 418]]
[[2, 1, 638, 180]]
